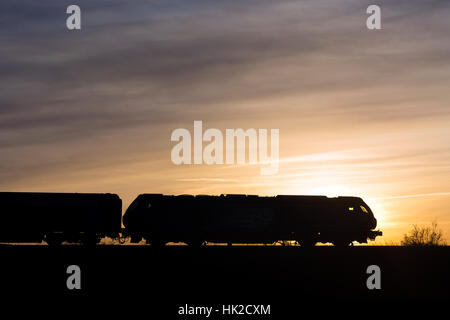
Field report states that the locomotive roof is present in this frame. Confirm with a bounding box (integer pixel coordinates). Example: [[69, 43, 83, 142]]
[[136, 193, 363, 201]]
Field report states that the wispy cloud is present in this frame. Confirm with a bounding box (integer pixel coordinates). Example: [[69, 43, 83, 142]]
[[176, 178, 237, 182], [371, 192, 450, 201]]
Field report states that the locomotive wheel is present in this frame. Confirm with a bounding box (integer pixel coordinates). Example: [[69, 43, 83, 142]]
[[186, 240, 205, 247], [333, 240, 351, 247], [82, 233, 99, 246], [130, 235, 142, 243], [149, 239, 166, 247]]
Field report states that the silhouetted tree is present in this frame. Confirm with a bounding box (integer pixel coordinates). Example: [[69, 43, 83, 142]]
[[401, 222, 446, 246]]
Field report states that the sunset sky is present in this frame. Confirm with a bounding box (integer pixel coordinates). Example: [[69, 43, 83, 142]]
[[1, 0, 449, 243]]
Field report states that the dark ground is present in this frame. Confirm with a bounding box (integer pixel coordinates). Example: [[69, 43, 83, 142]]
[[1, 245, 448, 315]]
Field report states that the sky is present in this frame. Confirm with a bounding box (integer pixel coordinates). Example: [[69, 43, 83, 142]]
[[1, 0, 450, 243]]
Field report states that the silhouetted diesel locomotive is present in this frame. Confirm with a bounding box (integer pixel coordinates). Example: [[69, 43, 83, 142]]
[[0, 192, 382, 246], [123, 194, 382, 246]]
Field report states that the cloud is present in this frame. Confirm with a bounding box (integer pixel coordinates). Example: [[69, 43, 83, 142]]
[[1, 0, 450, 196], [176, 178, 237, 182], [370, 192, 450, 201]]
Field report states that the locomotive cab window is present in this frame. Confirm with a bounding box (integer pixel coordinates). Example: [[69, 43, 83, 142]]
[[360, 205, 369, 214]]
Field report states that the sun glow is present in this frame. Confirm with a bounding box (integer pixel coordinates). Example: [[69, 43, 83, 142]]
[[308, 185, 356, 198]]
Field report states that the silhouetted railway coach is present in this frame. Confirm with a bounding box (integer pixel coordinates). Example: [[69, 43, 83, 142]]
[[123, 194, 382, 246], [0, 192, 122, 245]]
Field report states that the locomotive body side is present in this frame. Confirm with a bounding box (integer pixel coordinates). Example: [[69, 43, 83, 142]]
[[123, 194, 277, 245], [123, 194, 382, 246]]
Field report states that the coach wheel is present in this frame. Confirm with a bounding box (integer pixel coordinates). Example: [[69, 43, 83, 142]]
[[300, 239, 316, 247], [333, 240, 351, 247], [45, 234, 63, 246]]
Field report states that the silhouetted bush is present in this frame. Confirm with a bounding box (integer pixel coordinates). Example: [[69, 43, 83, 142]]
[[401, 222, 446, 246]]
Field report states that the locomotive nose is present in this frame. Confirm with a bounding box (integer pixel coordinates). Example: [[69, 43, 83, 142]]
[[369, 216, 377, 229]]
